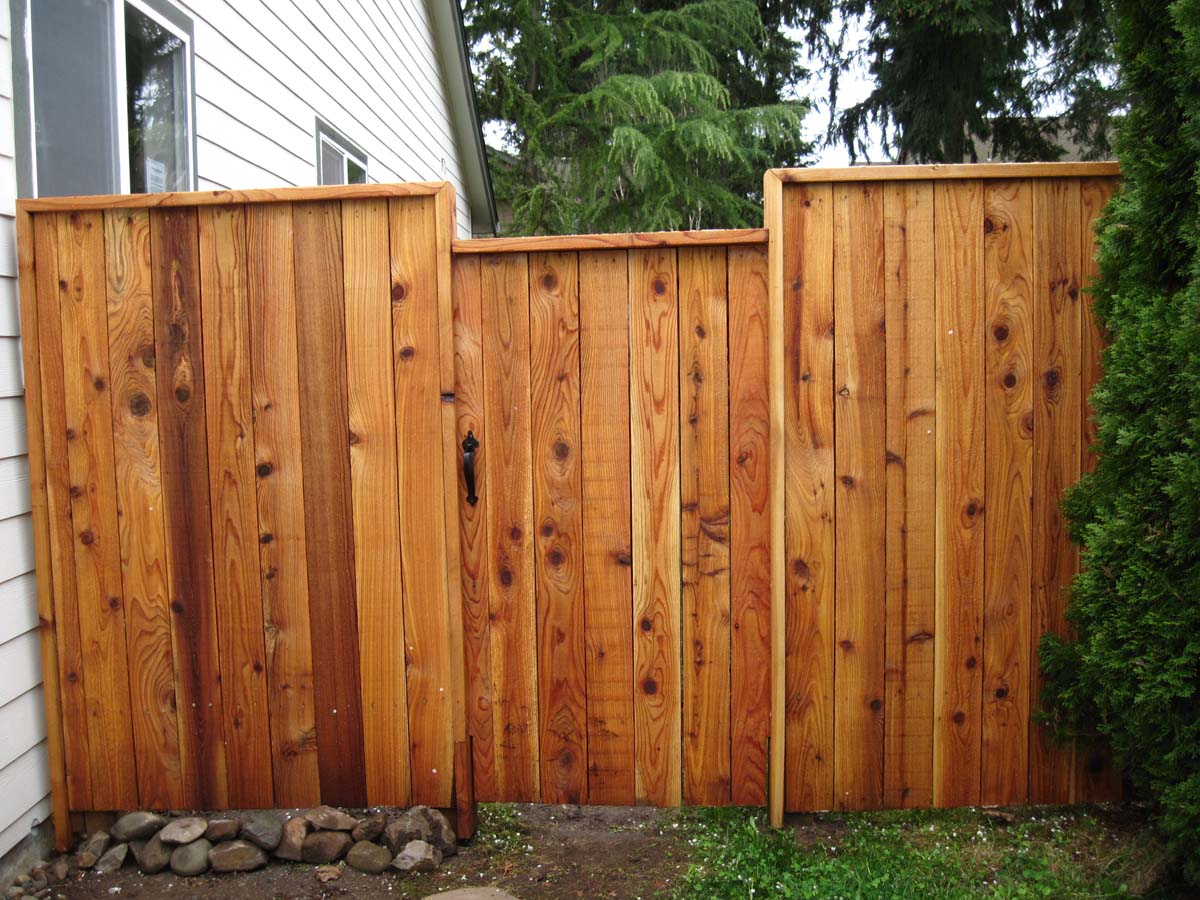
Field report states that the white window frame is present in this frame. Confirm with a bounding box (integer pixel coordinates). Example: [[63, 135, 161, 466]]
[[317, 125, 369, 186]]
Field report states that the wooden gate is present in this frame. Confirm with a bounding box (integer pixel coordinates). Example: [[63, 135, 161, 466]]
[[450, 231, 773, 807]]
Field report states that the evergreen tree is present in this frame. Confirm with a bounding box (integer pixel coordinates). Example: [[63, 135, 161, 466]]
[[465, 0, 812, 234]]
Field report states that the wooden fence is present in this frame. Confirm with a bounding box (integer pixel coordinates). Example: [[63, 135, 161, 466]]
[[17, 163, 1120, 849]]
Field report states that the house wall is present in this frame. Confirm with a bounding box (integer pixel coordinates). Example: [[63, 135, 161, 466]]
[[0, 0, 482, 861]]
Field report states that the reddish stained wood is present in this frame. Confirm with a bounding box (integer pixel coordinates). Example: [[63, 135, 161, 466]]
[[678, 246, 731, 806], [150, 206, 229, 808], [103, 208, 184, 809], [529, 251, 588, 804], [882, 182, 936, 809], [727, 243, 771, 806], [291, 200, 367, 807], [578, 250, 635, 805]]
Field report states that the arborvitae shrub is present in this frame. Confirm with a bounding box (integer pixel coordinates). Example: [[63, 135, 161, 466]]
[[1040, 0, 1200, 884]]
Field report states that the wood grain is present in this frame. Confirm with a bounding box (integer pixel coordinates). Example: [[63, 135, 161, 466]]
[[480, 253, 539, 801], [678, 246, 731, 806], [578, 250, 635, 805], [773, 162, 1119, 185], [727, 243, 771, 807], [103, 208, 184, 809], [932, 180, 986, 807], [291, 200, 367, 807], [246, 202, 321, 806], [343, 198, 410, 806], [981, 180, 1034, 806], [882, 182, 936, 809], [782, 183, 836, 812], [629, 247, 682, 807], [456, 229, 767, 255], [529, 251, 588, 804], [197, 204, 274, 808]]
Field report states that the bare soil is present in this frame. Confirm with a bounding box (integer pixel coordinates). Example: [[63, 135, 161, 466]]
[[54, 806, 690, 900]]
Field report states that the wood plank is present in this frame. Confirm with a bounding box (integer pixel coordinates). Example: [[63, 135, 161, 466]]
[[773, 162, 1120, 185], [453, 253, 496, 801], [629, 247, 682, 807], [343, 198, 410, 806], [31, 215, 92, 810], [678, 246, 731, 806], [832, 184, 887, 811], [882, 182, 936, 809], [104, 208, 184, 809], [291, 199, 367, 807], [246, 202, 321, 806], [1030, 178, 1082, 804], [932, 179, 986, 807], [578, 249, 635, 806], [456, 229, 767, 255], [151, 206, 228, 809], [1076, 177, 1122, 802], [782, 183, 836, 812], [22, 210, 75, 842], [390, 195, 454, 807], [198, 204, 274, 808], [728, 243, 771, 806], [981, 180, 1034, 806], [528, 251, 588, 804], [480, 253, 539, 801], [18, 181, 446, 212]]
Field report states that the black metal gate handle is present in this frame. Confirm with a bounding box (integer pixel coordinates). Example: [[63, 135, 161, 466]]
[[462, 430, 479, 506]]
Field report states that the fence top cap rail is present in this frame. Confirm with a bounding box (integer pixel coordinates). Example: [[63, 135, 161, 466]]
[[17, 180, 451, 213], [453, 227, 768, 254], [769, 161, 1120, 184]]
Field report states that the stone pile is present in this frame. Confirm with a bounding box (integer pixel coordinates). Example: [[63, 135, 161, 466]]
[[10, 805, 458, 894]]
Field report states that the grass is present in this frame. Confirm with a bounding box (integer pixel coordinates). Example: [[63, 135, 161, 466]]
[[670, 806, 1184, 900]]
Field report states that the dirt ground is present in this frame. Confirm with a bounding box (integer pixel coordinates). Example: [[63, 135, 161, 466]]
[[54, 806, 691, 900]]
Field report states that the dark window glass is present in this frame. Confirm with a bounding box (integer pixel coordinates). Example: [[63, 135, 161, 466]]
[[125, 3, 189, 193]]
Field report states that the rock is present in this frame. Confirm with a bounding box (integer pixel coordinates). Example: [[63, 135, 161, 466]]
[[383, 810, 432, 854], [94, 842, 128, 875], [131, 833, 172, 874], [208, 840, 268, 873], [391, 839, 442, 874], [23, 880, 44, 896], [422, 891, 521, 900], [274, 816, 310, 862], [304, 805, 358, 831], [75, 831, 110, 869], [410, 806, 458, 857], [159, 817, 207, 845], [314, 865, 342, 884], [110, 812, 167, 843], [5, 886, 23, 899], [351, 811, 386, 843], [205, 818, 241, 842], [301, 830, 352, 864], [346, 840, 393, 875], [242, 813, 283, 851], [48, 857, 70, 883], [169, 838, 212, 876]]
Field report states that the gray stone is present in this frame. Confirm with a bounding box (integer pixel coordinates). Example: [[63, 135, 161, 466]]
[[169, 838, 212, 876], [345, 840, 393, 875], [304, 805, 358, 831], [410, 806, 458, 857], [241, 813, 283, 851], [383, 811, 432, 854], [74, 831, 110, 869], [110, 812, 167, 843], [5, 885, 23, 898], [23, 881, 44, 896], [274, 817, 310, 862], [159, 817, 207, 845], [131, 833, 172, 874], [94, 843, 128, 875], [351, 811, 386, 843], [301, 830, 352, 864], [421, 891, 520, 900], [48, 857, 70, 883], [205, 818, 241, 842], [391, 839, 441, 874], [208, 840, 268, 873]]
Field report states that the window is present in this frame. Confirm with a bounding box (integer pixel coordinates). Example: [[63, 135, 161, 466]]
[[317, 122, 368, 185], [27, 0, 194, 196]]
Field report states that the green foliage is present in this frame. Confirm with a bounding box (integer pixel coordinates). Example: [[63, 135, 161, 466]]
[[672, 807, 1177, 900], [1040, 0, 1200, 886], [799, 0, 1120, 162], [465, 0, 812, 234]]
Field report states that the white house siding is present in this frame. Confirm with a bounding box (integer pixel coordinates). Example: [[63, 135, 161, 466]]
[[0, 0, 483, 861]]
